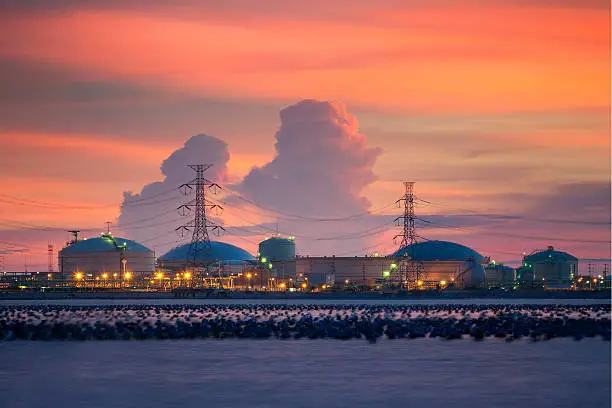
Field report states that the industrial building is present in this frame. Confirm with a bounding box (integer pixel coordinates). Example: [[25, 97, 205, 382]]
[[288, 240, 489, 289], [296, 255, 394, 286], [58, 233, 155, 280], [521, 246, 578, 288]]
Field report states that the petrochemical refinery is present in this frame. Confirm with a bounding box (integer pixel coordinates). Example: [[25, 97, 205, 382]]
[[1, 164, 609, 294]]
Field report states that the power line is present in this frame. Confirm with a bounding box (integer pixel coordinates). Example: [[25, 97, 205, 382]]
[[415, 216, 610, 244], [222, 186, 395, 222], [414, 196, 610, 226], [0, 188, 179, 210]]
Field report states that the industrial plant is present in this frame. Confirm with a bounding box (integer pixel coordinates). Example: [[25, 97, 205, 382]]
[[0, 163, 608, 293]]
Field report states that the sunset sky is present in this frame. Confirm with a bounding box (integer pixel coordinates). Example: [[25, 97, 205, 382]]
[[0, 0, 610, 272]]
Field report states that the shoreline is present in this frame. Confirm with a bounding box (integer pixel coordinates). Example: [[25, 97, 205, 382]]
[[0, 289, 609, 301]]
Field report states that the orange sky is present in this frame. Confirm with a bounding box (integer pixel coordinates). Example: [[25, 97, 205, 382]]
[[0, 1, 609, 270]]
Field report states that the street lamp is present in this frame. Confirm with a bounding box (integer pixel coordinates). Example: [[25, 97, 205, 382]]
[[155, 272, 164, 289], [75, 272, 83, 287]]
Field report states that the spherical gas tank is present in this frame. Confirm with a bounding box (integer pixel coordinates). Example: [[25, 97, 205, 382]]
[[460, 258, 486, 289]]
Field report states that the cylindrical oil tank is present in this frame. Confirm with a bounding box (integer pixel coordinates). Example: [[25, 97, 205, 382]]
[[485, 264, 516, 286], [459, 258, 486, 289], [258, 237, 296, 261], [58, 234, 155, 279]]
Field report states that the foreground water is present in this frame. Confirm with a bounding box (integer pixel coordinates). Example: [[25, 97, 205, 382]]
[[1, 339, 609, 408]]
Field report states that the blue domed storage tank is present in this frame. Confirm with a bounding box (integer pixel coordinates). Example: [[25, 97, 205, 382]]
[[389, 240, 487, 286], [391, 240, 485, 261], [258, 237, 296, 261], [160, 241, 254, 263], [58, 233, 154, 279], [523, 246, 577, 287]]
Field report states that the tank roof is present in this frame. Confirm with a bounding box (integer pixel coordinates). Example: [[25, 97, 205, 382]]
[[159, 241, 255, 262], [524, 246, 578, 263], [259, 236, 296, 244], [60, 235, 152, 253], [391, 240, 485, 261]]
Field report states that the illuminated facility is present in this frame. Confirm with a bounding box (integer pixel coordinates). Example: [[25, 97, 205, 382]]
[[58, 232, 155, 282]]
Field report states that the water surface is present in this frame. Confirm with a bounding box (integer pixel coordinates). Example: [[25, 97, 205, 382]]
[[1, 339, 609, 408]]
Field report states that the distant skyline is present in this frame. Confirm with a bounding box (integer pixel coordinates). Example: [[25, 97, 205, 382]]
[[0, 1, 609, 271]]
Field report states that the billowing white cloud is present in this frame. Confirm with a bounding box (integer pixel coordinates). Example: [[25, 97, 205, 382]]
[[117, 134, 229, 254], [237, 99, 382, 216], [232, 99, 385, 255]]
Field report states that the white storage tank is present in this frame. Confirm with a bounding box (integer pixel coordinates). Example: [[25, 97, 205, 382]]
[[458, 258, 486, 289], [485, 263, 516, 286]]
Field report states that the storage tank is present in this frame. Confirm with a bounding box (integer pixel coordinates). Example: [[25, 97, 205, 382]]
[[58, 233, 154, 279], [391, 240, 487, 285], [159, 241, 255, 271], [458, 258, 486, 289], [258, 236, 296, 261], [523, 246, 577, 286], [485, 263, 515, 286]]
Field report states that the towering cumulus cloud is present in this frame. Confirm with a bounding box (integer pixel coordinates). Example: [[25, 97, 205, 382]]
[[237, 100, 381, 216], [234, 100, 383, 255], [117, 100, 383, 258], [117, 135, 229, 253]]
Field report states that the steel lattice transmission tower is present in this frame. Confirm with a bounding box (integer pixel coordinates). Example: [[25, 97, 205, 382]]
[[48, 244, 54, 273], [392, 182, 418, 287], [176, 164, 225, 266]]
